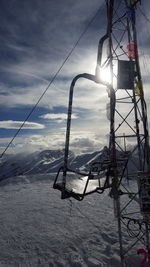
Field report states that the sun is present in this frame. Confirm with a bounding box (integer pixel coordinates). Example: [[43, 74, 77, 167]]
[[100, 67, 112, 84], [95, 65, 112, 85], [96, 64, 117, 86]]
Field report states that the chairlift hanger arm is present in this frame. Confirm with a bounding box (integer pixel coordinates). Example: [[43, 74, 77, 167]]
[[96, 33, 109, 68], [63, 72, 111, 178], [96, 1, 114, 73]]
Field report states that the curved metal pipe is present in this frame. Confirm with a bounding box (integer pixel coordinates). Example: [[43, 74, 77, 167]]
[[63, 73, 97, 179], [95, 34, 109, 80], [97, 33, 109, 67], [61, 72, 114, 199]]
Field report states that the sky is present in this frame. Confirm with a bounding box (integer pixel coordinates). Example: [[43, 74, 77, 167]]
[[0, 0, 150, 155]]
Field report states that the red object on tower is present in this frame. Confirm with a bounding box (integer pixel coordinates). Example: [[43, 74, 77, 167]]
[[127, 42, 136, 59], [137, 248, 148, 267]]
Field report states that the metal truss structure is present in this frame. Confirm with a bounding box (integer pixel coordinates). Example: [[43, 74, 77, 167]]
[[103, 0, 150, 265]]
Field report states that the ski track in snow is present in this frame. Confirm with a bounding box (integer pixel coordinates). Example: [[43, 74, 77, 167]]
[[0, 175, 146, 267]]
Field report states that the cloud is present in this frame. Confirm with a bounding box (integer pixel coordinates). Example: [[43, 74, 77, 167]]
[[69, 136, 105, 154], [0, 120, 45, 129], [0, 128, 106, 155], [0, 133, 66, 155], [0, 0, 150, 157], [40, 113, 78, 123]]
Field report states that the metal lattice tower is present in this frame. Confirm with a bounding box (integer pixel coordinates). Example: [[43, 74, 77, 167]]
[[102, 0, 150, 265]]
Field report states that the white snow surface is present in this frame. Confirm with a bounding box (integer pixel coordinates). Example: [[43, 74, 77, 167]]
[[0, 174, 147, 267]]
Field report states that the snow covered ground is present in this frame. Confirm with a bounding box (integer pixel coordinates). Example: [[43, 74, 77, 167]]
[[0, 174, 147, 266]]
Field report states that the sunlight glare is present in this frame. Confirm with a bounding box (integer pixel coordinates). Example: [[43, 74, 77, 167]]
[[100, 67, 112, 84]]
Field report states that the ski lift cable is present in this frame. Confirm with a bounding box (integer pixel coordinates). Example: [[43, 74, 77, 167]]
[[0, 1, 105, 159]]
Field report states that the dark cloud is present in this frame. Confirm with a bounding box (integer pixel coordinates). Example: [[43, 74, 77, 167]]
[[0, 0, 106, 89], [0, 0, 103, 62]]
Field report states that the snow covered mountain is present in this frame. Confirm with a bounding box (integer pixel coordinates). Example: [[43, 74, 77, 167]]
[[0, 146, 139, 181], [0, 147, 118, 180], [0, 149, 100, 180]]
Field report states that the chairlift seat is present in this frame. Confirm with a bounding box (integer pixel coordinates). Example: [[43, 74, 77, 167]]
[[54, 175, 111, 201]]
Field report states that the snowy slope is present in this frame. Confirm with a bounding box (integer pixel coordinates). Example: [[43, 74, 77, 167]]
[[0, 175, 147, 267]]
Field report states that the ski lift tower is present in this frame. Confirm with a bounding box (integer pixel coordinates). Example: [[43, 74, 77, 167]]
[[103, 0, 150, 265], [54, 0, 150, 265]]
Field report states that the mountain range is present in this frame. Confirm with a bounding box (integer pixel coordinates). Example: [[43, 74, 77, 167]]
[[0, 146, 139, 181], [0, 149, 100, 180]]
